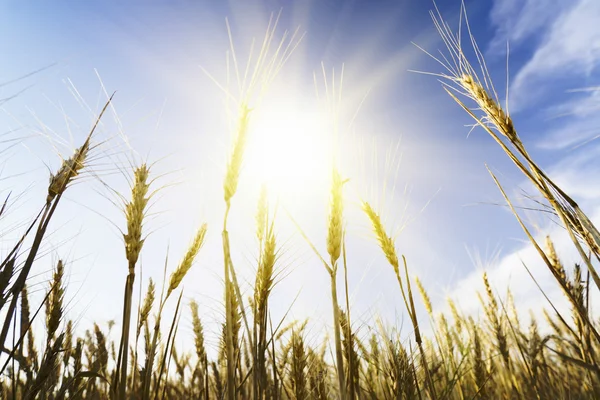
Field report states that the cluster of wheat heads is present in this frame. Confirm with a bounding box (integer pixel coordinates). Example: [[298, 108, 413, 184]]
[[3, 6, 600, 400]]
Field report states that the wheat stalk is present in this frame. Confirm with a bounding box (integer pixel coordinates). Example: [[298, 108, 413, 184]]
[[0, 94, 115, 356], [45, 260, 65, 346], [190, 300, 208, 398], [253, 191, 278, 400], [115, 163, 151, 400], [325, 168, 348, 400], [131, 278, 155, 393]]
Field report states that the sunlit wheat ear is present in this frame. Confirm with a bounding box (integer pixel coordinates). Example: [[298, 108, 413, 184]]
[[458, 74, 519, 142], [482, 273, 510, 369], [252, 194, 277, 400], [255, 223, 277, 307], [223, 103, 251, 205], [190, 300, 206, 364], [415, 277, 433, 317], [438, 313, 452, 347], [116, 163, 152, 399], [124, 164, 151, 270], [229, 284, 241, 343], [256, 184, 268, 242], [137, 278, 155, 338], [447, 298, 463, 334], [166, 223, 208, 299], [45, 259, 65, 343], [63, 320, 73, 367], [362, 201, 399, 272], [46, 94, 114, 206], [482, 273, 498, 311], [20, 285, 32, 359], [545, 236, 568, 284], [46, 144, 89, 205], [327, 168, 345, 268]]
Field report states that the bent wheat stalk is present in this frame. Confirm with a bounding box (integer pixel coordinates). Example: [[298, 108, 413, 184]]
[[429, 6, 600, 294], [0, 94, 114, 356]]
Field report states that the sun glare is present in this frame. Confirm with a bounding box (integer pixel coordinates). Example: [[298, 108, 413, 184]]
[[245, 92, 334, 203]]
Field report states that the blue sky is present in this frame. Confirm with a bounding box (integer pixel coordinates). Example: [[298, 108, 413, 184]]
[[1, 0, 599, 349]]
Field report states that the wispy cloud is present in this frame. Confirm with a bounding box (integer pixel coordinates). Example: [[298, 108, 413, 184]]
[[500, 0, 600, 117], [538, 88, 600, 150], [488, 0, 600, 148], [488, 0, 568, 54]]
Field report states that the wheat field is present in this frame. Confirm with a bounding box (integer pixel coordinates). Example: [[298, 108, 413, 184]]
[[1, 4, 599, 400]]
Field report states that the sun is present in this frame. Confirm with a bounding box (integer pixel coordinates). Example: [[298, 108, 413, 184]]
[[244, 91, 334, 203]]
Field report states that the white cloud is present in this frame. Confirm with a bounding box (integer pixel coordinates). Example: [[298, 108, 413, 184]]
[[488, 0, 568, 53], [508, 0, 600, 110], [537, 88, 600, 150]]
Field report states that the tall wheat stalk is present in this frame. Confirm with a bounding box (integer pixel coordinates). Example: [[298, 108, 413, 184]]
[[252, 186, 278, 400], [326, 168, 348, 400], [222, 102, 250, 400], [115, 163, 151, 400]]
